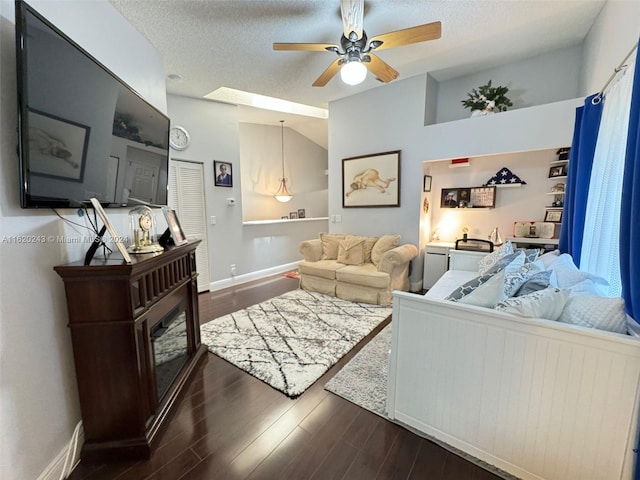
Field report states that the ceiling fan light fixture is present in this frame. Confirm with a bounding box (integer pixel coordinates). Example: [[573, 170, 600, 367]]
[[340, 60, 367, 85]]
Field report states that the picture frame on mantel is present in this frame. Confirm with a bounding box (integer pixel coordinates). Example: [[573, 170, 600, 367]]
[[162, 207, 188, 246], [342, 150, 401, 208]]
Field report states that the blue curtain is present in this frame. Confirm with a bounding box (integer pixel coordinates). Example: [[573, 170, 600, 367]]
[[620, 47, 640, 323], [558, 94, 603, 266], [619, 45, 640, 480]]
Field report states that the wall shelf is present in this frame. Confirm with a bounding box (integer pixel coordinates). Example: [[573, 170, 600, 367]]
[[243, 217, 328, 226]]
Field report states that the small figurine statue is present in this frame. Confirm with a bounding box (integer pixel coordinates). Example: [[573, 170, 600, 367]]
[[489, 227, 503, 246]]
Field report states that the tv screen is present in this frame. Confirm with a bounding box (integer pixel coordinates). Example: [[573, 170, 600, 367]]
[[16, 0, 170, 208]]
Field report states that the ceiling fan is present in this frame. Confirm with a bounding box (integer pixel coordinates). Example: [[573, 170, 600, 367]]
[[273, 0, 441, 87]]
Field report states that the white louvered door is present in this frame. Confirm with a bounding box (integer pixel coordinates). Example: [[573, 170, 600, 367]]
[[169, 160, 211, 292]]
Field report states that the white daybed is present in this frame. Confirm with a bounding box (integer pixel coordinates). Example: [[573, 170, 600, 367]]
[[387, 250, 640, 480]]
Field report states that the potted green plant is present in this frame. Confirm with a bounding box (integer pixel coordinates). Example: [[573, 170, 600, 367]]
[[461, 80, 513, 116]]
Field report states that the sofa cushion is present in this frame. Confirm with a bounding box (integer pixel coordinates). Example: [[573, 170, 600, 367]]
[[320, 233, 346, 260], [336, 264, 390, 289], [299, 260, 346, 280], [371, 234, 400, 267], [337, 236, 365, 265], [300, 275, 336, 296], [336, 283, 384, 305]]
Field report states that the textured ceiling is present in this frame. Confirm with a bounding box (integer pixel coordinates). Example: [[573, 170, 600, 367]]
[[109, 0, 606, 147]]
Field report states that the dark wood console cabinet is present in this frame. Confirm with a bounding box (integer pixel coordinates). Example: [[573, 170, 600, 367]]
[[54, 241, 206, 463]]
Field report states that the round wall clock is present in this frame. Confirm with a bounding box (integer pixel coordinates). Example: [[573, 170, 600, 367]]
[[169, 125, 190, 151]]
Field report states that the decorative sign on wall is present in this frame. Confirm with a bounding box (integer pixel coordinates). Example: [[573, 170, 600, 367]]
[[470, 186, 496, 207]]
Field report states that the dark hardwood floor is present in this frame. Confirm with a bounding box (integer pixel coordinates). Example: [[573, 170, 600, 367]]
[[68, 274, 502, 480]]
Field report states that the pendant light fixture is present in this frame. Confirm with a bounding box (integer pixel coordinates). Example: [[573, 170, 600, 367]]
[[274, 120, 292, 202]]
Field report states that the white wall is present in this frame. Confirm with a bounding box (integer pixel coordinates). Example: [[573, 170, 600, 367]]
[[239, 123, 328, 221], [435, 45, 582, 124], [0, 2, 166, 479], [581, 1, 640, 96], [167, 96, 328, 284]]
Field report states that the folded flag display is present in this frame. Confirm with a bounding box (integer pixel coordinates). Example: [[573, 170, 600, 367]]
[[485, 167, 527, 187]]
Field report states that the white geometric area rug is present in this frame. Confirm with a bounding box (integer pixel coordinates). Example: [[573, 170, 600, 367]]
[[200, 289, 391, 398]]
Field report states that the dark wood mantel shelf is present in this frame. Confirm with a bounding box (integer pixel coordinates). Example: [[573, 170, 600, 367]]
[[55, 241, 206, 463]]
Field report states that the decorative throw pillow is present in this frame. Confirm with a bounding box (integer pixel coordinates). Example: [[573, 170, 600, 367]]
[[514, 270, 552, 297], [545, 253, 609, 289], [362, 236, 379, 263], [566, 278, 608, 297], [445, 271, 498, 302], [503, 259, 543, 298], [495, 288, 570, 321], [445, 250, 524, 303], [371, 235, 400, 267], [455, 270, 507, 308], [320, 233, 346, 260], [487, 251, 524, 275], [538, 249, 560, 269], [337, 236, 365, 265], [478, 240, 514, 275], [558, 296, 628, 334], [516, 248, 541, 263]]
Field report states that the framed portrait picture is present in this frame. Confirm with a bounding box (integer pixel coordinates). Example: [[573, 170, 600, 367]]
[[342, 150, 400, 208], [214, 161, 232, 187], [28, 109, 89, 182], [423, 175, 432, 192], [548, 165, 567, 178], [289, 211, 298, 219], [89, 198, 132, 263], [441, 188, 459, 208], [162, 207, 188, 245], [297, 208, 306, 218], [544, 209, 563, 223]]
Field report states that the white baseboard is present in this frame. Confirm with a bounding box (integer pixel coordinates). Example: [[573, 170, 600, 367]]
[[208, 261, 301, 292], [37, 422, 83, 480]]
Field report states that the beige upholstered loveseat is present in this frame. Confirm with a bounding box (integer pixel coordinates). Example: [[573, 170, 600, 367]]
[[298, 233, 418, 305]]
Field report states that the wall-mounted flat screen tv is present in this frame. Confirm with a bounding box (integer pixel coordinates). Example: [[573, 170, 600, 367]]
[[15, 0, 170, 208]]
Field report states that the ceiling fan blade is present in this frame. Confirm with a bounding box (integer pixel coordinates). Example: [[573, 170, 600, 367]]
[[366, 53, 399, 83], [340, 0, 364, 39], [273, 42, 338, 52], [370, 21, 441, 51], [312, 58, 342, 87]]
